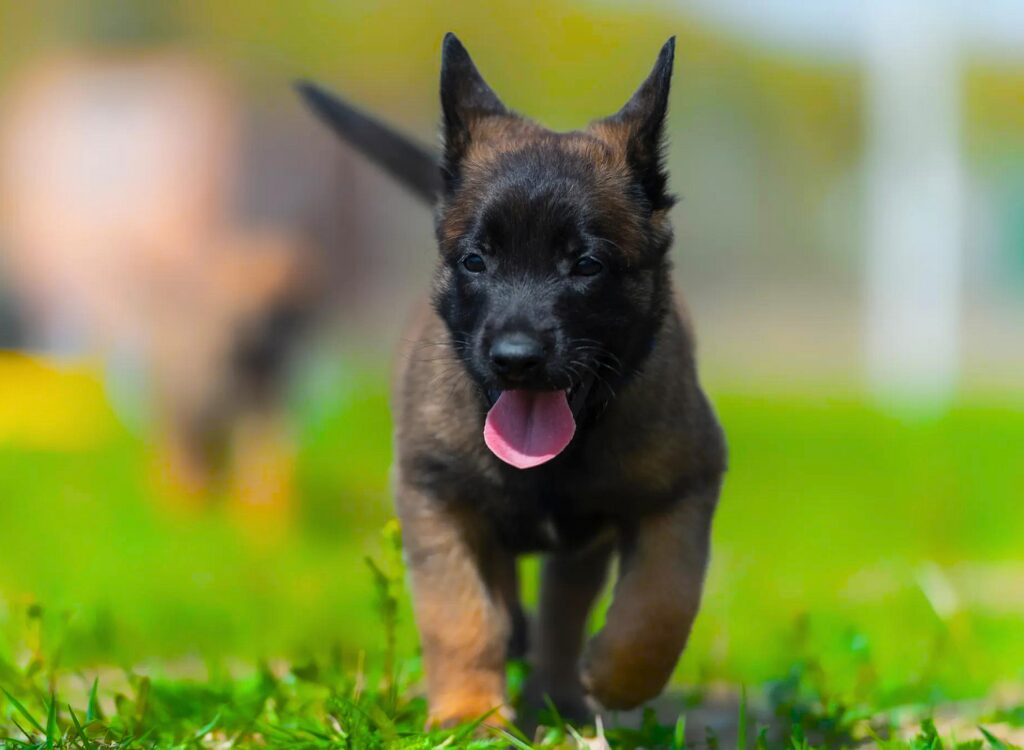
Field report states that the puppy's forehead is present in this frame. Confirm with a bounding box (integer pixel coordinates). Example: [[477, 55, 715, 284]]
[[479, 152, 601, 221], [440, 117, 648, 258], [464, 119, 626, 179]]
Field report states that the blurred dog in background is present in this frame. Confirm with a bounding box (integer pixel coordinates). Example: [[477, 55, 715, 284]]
[[0, 52, 318, 519]]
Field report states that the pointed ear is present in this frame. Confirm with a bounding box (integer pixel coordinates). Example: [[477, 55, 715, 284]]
[[600, 38, 676, 211], [439, 33, 507, 191]]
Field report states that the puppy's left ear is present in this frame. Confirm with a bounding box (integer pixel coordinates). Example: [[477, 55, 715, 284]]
[[598, 38, 676, 211]]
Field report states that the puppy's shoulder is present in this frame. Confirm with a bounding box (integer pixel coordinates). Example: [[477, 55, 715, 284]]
[[606, 302, 726, 498], [392, 301, 492, 481]]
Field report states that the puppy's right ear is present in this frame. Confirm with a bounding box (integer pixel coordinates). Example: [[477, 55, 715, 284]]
[[440, 33, 507, 192]]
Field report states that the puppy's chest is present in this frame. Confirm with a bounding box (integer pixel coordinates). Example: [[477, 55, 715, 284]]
[[486, 468, 654, 553], [489, 493, 611, 553]]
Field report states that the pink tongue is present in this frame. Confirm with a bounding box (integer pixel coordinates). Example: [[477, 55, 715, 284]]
[[484, 390, 576, 469]]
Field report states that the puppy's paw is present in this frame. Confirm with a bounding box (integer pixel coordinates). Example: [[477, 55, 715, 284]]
[[580, 631, 672, 710], [427, 694, 513, 731], [520, 673, 593, 726]]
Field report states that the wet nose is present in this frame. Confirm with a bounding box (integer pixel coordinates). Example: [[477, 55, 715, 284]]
[[489, 332, 546, 379]]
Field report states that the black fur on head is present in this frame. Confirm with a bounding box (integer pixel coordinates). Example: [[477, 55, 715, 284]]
[[432, 34, 679, 418]]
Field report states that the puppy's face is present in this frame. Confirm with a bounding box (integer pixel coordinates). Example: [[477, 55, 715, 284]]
[[433, 36, 677, 416]]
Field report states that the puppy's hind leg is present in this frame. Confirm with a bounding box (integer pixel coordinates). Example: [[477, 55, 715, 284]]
[[493, 554, 529, 662], [523, 537, 614, 724]]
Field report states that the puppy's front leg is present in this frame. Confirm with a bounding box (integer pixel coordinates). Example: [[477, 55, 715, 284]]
[[581, 487, 718, 710], [396, 483, 512, 727]]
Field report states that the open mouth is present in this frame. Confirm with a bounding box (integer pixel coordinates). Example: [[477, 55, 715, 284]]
[[485, 379, 590, 410], [482, 379, 593, 470]]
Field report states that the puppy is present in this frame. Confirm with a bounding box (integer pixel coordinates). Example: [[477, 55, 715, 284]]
[[301, 34, 726, 726]]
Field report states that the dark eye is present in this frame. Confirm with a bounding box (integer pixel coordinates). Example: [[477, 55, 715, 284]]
[[462, 253, 486, 273], [571, 256, 604, 277]]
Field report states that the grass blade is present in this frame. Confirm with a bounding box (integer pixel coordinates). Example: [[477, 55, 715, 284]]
[[1, 737, 33, 748], [86, 678, 100, 723], [494, 728, 534, 750], [979, 727, 1008, 750], [543, 694, 566, 733], [450, 706, 500, 742], [496, 718, 534, 747], [192, 711, 222, 741], [2, 687, 46, 734], [68, 704, 95, 750], [673, 714, 687, 750], [45, 695, 57, 750]]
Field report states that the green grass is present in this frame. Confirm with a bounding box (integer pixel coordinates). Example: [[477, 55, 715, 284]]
[[0, 597, 1021, 748], [1, 356, 1023, 747], [1, 550, 1021, 748]]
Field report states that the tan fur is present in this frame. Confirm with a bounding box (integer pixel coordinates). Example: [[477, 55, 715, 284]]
[[580, 489, 716, 708], [396, 483, 513, 726]]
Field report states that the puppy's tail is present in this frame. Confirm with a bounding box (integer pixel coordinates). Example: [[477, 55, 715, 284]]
[[295, 81, 440, 206]]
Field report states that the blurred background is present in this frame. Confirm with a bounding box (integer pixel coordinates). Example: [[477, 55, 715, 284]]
[[0, 0, 1021, 708]]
